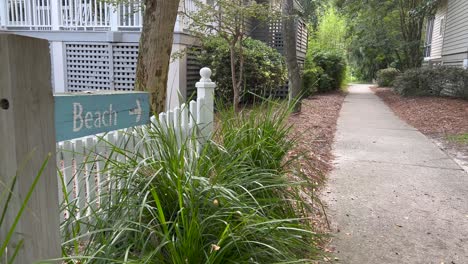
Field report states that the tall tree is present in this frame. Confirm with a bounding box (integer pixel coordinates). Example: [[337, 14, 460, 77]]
[[338, 0, 439, 74], [397, 0, 439, 69], [134, 0, 181, 114], [282, 0, 302, 112]]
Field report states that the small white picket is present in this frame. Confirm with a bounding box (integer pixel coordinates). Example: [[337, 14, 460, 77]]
[[56, 67, 215, 233]]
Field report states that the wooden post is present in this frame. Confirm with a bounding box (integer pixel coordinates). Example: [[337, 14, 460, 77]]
[[196, 67, 215, 142], [0, 34, 61, 263]]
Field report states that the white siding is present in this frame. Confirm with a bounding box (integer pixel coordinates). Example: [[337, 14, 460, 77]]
[[442, 0, 468, 58], [430, 0, 448, 59]]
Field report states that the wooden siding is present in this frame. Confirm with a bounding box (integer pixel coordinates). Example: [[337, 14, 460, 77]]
[[442, 0, 468, 66], [430, 0, 448, 59]]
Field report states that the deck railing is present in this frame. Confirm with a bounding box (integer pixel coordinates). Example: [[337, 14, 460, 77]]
[[0, 0, 200, 31]]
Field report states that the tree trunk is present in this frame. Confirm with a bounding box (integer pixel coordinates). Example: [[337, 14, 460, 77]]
[[229, 42, 241, 111], [398, 0, 425, 70], [135, 0, 180, 114], [282, 0, 302, 113]]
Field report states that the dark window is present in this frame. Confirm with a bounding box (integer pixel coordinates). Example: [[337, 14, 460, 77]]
[[424, 17, 435, 58]]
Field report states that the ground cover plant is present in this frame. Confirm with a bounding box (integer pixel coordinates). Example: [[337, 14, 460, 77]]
[[447, 133, 468, 144], [59, 101, 322, 263]]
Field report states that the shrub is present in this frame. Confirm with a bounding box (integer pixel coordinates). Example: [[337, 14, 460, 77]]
[[305, 51, 346, 93], [394, 66, 468, 99], [302, 67, 323, 96], [198, 36, 287, 104], [376, 68, 400, 87]]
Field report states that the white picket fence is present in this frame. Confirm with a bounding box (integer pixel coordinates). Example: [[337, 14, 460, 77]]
[[56, 68, 215, 230]]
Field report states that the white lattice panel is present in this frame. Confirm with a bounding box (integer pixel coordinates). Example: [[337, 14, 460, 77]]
[[65, 42, 140, 92], [112, 44, 138, 91], [66, 43, 112, 91]]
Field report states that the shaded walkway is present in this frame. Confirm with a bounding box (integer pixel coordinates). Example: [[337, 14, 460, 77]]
[[323, 84, 468, 263]]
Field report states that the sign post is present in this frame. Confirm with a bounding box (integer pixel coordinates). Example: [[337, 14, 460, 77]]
[[0, 34, 61, 263], [54, 92, 150, 142]]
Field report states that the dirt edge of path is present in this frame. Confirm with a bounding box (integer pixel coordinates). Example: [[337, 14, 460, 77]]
[[287, 91, 347, 261]]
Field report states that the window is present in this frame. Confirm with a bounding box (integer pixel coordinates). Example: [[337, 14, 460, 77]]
[[440, 17, 445, 37], [424, 17, 435, 58]]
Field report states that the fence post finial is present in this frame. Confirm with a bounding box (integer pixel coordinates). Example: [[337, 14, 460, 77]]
[[196, 67, 216, 145], [200, 67, 212, 82]]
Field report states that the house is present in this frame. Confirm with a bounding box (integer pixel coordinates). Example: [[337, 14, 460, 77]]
[[0, 0, 307, 107], [424, 0, 468, 68]]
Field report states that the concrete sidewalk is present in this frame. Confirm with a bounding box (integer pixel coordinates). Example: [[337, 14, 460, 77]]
[[323, 84, 468, 264]]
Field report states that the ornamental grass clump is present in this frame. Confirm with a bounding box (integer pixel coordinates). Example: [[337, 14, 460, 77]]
[[60, 101, 321, 263]]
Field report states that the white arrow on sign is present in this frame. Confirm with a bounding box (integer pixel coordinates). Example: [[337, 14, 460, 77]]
[[129, 99, 142, 122]]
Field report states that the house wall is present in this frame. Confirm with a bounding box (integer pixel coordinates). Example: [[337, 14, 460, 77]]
[[442, 0, 468, 66], [429, 0, 448, 60]]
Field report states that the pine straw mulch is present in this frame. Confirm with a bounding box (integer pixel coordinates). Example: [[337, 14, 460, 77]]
[[372, 87, 468, 171], [288, 91, 347, 183], [286, 91, 347, 260]]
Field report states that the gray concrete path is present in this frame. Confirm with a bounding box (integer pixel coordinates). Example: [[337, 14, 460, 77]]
[[323, 84, 468, 264]]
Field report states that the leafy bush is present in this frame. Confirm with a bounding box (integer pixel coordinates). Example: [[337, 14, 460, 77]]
[[198, 36, 287, 104], [376, 68, 400, 87], [394, 67, 468, 99], [302, 67, 323, 96], [305, 51, 346, 93], [61, 102, 321, 263]]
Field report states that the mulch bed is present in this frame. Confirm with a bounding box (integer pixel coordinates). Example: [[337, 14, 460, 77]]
[[288, 91, 347, 183], [372, 87, 468, 170], [287, 91, 346, 261]]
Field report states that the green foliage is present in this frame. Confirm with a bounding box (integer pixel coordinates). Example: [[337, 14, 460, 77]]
[[376, 68, 400, 87], [198, 36, 287, 104], [189, 0, 278, 108], [60, 101, 322, 263], [337, 0, 440, 80], [394, 67, 468, 100], [309, 7, 348, 56], [447, 133, 468, 144], [305, 51, 346, 92], [338, 1, 402, 81], [304, 6, 348, 93], [302, 67, 323, 96]]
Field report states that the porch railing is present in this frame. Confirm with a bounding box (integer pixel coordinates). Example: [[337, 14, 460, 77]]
[[0, 0, 199, 31]]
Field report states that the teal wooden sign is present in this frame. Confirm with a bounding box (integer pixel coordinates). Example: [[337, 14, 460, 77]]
[[55, 92, 150, 142]]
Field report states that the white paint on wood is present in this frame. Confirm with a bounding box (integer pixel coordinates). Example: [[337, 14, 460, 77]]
[[51, 41, 66, 93]]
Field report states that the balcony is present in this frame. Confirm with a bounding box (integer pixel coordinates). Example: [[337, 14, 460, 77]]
[[0, 0, 198, 32]]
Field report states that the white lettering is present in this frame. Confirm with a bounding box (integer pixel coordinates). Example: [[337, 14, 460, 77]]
[[102, 109, 108, 127], [73, 103, 83, 132], [110, 104, 117, 126], [85, 112, 93, 129], [72, 103, 120, 132], [94, 112, 102, 128]]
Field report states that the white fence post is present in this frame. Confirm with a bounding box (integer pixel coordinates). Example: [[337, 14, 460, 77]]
[[51, 41, 67, 92], [0, 0, 7, 28], [196, 67, 215, 142], [0, 34, 61, 263]]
